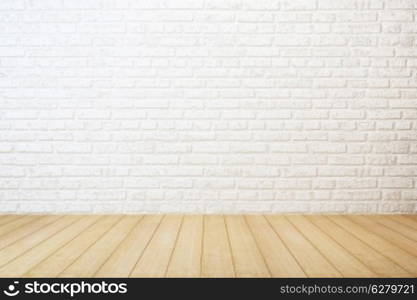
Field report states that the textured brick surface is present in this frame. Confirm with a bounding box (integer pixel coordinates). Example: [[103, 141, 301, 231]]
[[0, 0, 416, 213]]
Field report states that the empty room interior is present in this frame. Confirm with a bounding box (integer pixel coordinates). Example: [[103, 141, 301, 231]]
[[1, 0, 417, 278]]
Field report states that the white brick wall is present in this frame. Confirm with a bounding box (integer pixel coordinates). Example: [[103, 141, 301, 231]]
[[1, 0, 416, 214]]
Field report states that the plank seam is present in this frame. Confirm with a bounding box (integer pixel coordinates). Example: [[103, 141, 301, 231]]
[[199, 215, 204, 278], [164, 215, 185, 278], [24, 215, 104, 277], [223, 215, 237, 278], [325, 216, 411, 277], [346, 215, 417, 260], [0, 216, 60, 251], [285, 215, 344, 277], [56, 215, 124, 277], [0, 215, 82, 270], [128, 215, 165, 278], [0, 215, 27, 231], [93, 216, 144, 278], [263, 215, 308, 278], [243, 215, 272, 278]]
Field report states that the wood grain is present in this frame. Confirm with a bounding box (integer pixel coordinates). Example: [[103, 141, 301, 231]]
[[0, 215, 23, 227], [25, 216, 121, 277], [0, 214, 415, 278], [0, 215, 79, 268], [96, 215, 162, 278], [130, 215, 183, 277], [348, 215, 417, 258], [0, 215, 40, 237], [245, 215, 305, 277], [201, 215, 235, 278], [0, 216, 100, 277], [59, 216, 139, 277], [287, 215, 376, 277], [308, 215, 411, 277], [328, 215, 417, 276], [0, 215, 61, 250], [266, 215, 341, 277], [225, 215, 270, 277], [166, 215, 203, 277]]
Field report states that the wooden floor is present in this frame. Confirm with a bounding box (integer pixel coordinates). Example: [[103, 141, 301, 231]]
[[0, 215, 417, 278]]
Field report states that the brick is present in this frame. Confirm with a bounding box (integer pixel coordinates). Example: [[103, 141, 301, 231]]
[[380, 178, 413, 188], [0, 0, 415, 214]]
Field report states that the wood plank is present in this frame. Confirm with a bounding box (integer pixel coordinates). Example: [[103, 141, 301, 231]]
[[130, 215, 183, 277], [201, 215, 235, 278], [95, 215, 162, 278], [245, 215, 305, 277], [166, 215, 203, 278], [370, 216, 417, 242], [287, 215, 376, 277], [59, 216, 139, 277], [328, 215, 417, 276], [404, 215, 417, 222], [348, 215, 417, 258], [0, 216, 79, 268], [25, 216, 121, 277], [308, 216, 411, 277], [266, 215, 341, 277], [225, 215, 270, 277], [392, 215, 417, 230], [2, 214, 415, 278], [0, 215, 40, 237], [0, 215, 24, 227], [0, 216, 100, 277], [0, 215, 61, 251]]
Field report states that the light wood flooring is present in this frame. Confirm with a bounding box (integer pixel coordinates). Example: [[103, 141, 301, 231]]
[[0, 215, 417, 278]]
